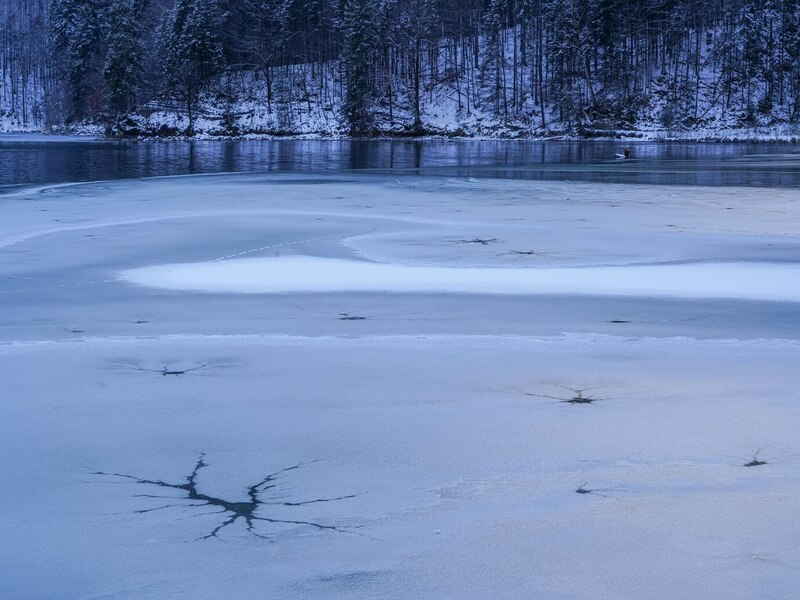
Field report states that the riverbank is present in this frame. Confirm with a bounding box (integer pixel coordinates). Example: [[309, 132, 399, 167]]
[[4, 121, 800, 144], [109, 122, 800, 143]]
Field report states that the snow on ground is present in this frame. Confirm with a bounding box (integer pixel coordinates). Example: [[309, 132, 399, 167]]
[[1, 173, 799, 599]]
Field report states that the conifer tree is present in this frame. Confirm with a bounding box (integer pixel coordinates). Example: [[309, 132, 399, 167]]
[[50, 0, 102, 121], [160, 0, 227, 133], [339, 0, 377, 134], [239, 0, 293, 110], [397, 0, 438, 132], [104, 0, 146, 115], [483, 0, 507, 117]]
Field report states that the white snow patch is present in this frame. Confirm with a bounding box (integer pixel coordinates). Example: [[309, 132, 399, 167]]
[[122, 256, 800, 302]]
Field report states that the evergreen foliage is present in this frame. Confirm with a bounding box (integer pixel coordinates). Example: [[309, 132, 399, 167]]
[[160, 0, 226, 132], [5, 0, 800, 135], [338, 0, 378, 134], [50, 0, 103, 120], [104, 0, 146, 115]]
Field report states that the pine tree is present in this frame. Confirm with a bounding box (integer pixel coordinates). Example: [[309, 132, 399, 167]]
[[239, 0, 294, 111], [160, 0, 227, 133], [104, 0, 146, 115], [483, 0, 508, 118], [50, 0, 102, 121], [545, 0, 598, 129], [517, 0, 548, 127], [338, 0, 377, 134], [780, 0, 800, 117], [396, 0, 438, 132]]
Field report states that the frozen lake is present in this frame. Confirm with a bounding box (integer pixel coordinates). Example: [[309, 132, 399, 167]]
[[1, 142, 799, 599]]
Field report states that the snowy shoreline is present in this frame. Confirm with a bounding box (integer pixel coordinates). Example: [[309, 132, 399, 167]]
[[3, 128, 800, 143]]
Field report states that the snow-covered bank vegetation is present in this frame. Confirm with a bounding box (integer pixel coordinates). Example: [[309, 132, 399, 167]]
[[3, 0, 800, 139]]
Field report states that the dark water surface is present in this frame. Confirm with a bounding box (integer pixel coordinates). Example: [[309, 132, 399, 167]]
[[2, 135, 800, 188]]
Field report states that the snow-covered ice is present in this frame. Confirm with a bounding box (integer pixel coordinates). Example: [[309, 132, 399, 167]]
[[0, 133, 101, 143], [1, 173, 799, 599], [124, 255, 800, 301]]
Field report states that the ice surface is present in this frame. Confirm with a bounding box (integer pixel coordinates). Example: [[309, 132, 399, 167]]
[[1, 173, 799, 599], [123, 255, 800, 301], [0, 133, 101, 142]]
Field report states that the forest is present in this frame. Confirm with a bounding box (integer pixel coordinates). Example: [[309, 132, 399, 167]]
[[2, 0, 800, 137]]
